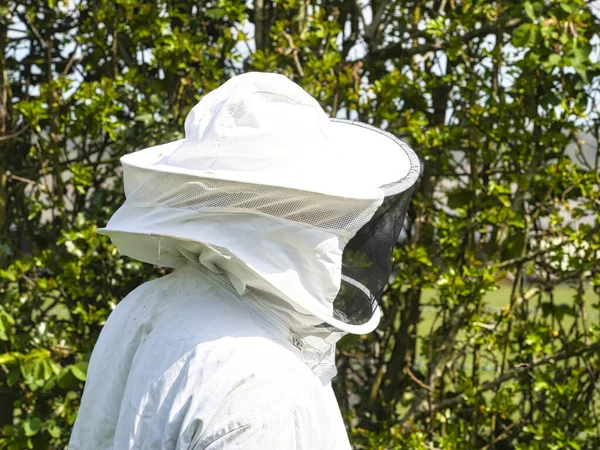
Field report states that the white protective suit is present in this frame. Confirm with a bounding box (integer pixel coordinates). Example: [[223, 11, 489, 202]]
[[69, 72, 420, 449], [69, 261, 350, 449]]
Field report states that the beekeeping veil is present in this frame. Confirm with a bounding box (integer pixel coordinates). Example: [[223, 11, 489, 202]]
[[98, 72, 420, 336]]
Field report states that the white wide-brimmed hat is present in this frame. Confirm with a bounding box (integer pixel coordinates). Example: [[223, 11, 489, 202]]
[[99, 72, 420, 334]]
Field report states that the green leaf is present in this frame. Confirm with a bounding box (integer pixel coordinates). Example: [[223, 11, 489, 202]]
[[560, 2, 577, 13], [205, 8, 226, 19], [23, 417, 42, 437], [71, 361, 88, 381], [524, 2, 537, 21], [22, 349, 51, 362], [135, 112, 153, 125], [57, 367, 79, 390], [0, 352, 21, 366], [512, 23, 540, 48], [0, 269, 17, 281], [71, 162, 94, 188], [47, 424, 61, 438], [0, 311, 15, 341], [547, 53, 561, 67]]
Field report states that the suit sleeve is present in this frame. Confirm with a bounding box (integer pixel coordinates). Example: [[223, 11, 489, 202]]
[[197, 409, 304, 450], [188, 365, 345, 449]]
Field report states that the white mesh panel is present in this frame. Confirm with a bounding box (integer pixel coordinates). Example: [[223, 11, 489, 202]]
[[125, 173, 381, 234]]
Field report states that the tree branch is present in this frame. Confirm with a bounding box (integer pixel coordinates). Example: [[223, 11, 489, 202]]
[[369, 18, 523, 60], [402, 341, 600, 422], [365, 0, 392, 44]]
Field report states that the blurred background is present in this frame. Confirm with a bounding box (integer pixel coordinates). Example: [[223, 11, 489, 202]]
[[1, 0, 600, 448]]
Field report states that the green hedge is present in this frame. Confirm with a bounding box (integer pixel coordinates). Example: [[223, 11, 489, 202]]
[[1, 0, 599, 448]]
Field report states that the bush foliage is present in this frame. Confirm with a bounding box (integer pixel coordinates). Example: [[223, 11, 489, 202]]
[[1, 0, 600, 448]]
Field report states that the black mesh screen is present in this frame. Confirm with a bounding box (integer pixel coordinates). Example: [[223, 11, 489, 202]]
[[332, 186, 415, 326]]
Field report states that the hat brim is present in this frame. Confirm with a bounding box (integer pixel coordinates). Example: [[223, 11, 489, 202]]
[[120, 120, 420, 200]]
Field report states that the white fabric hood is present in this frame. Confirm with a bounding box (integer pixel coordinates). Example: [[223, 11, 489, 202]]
[[103, 208, 363, 327], [99, 72, 420, 335]]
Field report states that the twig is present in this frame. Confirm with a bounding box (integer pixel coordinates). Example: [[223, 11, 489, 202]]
[[0, 125, 29, 142], [479, 419, 522, 450], [7, 173, 49, 193], [406, 364, 431, 391], [427, 309, 441, 442], [491, 248, 553, 269], [20, 274, 36, 287], [16, 11, 47, 48], [62, 43, 81, 76], [282, 32, 304, 77]]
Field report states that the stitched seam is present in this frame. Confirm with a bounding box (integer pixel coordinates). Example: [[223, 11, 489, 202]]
[[200, 411, 296, 449], [205, 86, 247, 171], [200, 423, 252, 449]]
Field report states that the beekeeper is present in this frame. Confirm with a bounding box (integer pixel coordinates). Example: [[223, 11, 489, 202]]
[[69, 72, 420, 449]]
